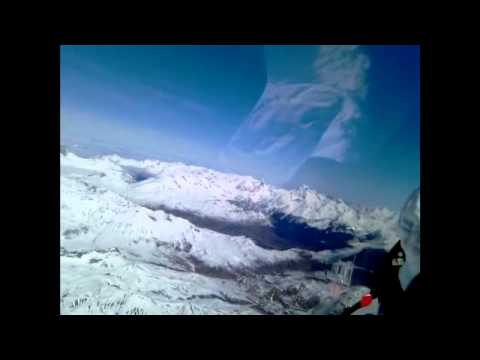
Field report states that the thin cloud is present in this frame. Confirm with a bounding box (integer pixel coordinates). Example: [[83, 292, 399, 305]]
[[310, 45, 370, 162], [227, 46, 370, 166], [314, 45, 370, 97], [246, 82, 340, 131], [311, 96, 360, 162]]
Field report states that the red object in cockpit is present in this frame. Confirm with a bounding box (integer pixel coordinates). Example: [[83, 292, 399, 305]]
[[360, 293, 373, 307]]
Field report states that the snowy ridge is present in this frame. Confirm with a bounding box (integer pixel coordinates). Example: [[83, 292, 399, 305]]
[[60, 150, 398, 314], [61, 169, 300, 271], [62, 151, 398, 242], [61, 248, 261, 315]]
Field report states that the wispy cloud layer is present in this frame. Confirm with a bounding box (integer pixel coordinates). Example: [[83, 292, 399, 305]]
[[226, 45, 371, 173], [311, 45, 370, 161], [314, 45, 370, 96], [311, 96, 360, 162], [246, 82, 340, 131]]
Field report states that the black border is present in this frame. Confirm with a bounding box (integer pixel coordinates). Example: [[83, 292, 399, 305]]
[[37, 31, 436, 330]]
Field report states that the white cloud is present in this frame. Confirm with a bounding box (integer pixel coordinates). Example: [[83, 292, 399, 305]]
[[246, 82, 340, 131], [311, 46, 370, 161], [314, 45, 370, 96], [228, 45, 370, 165], [311, 96, 360, 162]]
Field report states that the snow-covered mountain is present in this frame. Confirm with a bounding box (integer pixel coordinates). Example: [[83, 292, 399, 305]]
[[62, 151, 399, 240], [60, 150, 399, 315]]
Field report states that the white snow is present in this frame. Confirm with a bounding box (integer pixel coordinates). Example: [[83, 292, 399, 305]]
[[61, 164, 299, 271], [60, 151, 399, 315], [61, 248, 260, 315], [62, 151, 398, 240]]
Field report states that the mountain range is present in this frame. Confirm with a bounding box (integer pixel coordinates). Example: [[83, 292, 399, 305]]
[[60, 149, 400, 315]]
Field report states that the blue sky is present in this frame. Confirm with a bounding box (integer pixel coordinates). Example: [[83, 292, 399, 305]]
[[60, 45, 419, 210]]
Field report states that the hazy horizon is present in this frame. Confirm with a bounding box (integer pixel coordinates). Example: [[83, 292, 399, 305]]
[[61, 45, 420, 211]]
